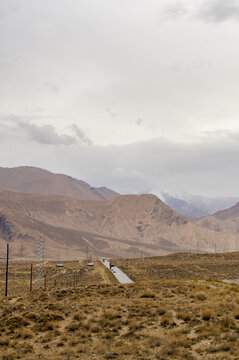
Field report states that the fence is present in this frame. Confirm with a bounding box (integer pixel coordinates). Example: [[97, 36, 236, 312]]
[[0, 244, 87, 296]]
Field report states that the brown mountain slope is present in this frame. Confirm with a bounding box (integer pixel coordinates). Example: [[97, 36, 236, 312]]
[[197, 202, 239, 235], [0, 204, 146, 260], [0, 166, 118, 200], [0, 189, 238, 259]]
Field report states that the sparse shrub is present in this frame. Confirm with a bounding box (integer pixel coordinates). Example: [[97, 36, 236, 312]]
[[24, 312, 38, 321], [20, 343, 34, 354], [19, 329, 32, 339], [158, 303, 168, 315], [231, 285, 239, 293], [0, 337, 10, 347], [160, 314, 175, 327], [201, 309, 212, 321], [57, 341, 64, 347], [44, 321, 56, 331], [73, 312, 83, 321], [220, 316, 235, 330], [177, 311, 192, 322], [128, 319, 138, 332], [103, 309, 121, 320], [196, 292, 207, 301], [91, 324, 101, 333], [139, 289, 156, 298], [147, 335, 161, 348], [5, 315, 29, 330], [233, 307, 239, 319], [67, 321, 79, 332]]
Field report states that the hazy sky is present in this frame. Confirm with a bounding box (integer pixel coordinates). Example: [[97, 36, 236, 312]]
[[1, 0, 239, 197]]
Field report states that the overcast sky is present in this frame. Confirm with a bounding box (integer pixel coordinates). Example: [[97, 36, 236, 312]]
[[0, 0, 239, 197]]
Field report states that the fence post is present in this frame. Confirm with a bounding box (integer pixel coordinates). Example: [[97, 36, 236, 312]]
[[5, 243, 9, 297], [30, 264, 33, 291]]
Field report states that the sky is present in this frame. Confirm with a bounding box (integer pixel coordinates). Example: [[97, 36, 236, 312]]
[[0, 0, 239, 197]]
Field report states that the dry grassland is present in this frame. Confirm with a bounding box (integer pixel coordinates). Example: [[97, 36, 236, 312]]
[[1, 257, 239, 359], [114, 252, 239, 282]]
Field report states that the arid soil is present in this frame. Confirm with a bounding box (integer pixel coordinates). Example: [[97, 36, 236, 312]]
[[1, 256, 239, 359]]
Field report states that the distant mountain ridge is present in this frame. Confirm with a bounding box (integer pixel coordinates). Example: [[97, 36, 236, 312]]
[[159, 191, 239, 218], [0, 166, 118, 200], [197, 201, 239, 235]]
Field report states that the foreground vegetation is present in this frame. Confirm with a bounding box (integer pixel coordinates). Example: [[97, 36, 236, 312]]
[[1, 256, 239, 359]]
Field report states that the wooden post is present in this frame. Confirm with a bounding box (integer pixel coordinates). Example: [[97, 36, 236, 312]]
[[30, 264, 33, 291], [5, 243, 9, 297]]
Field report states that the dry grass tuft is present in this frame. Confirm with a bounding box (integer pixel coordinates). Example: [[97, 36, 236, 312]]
[[196, 292, 207, 301], [139, 289, 156, 298], [201, 309, 213, 321]]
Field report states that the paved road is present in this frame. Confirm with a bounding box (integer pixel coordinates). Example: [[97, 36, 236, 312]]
[[224, 279, 239, 284], [101, 259, 134, 284]]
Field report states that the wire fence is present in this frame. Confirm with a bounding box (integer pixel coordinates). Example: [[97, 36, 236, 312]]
[[0, 257, 89, 297]]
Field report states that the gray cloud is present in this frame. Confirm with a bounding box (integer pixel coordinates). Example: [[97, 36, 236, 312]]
[[159, 0, 239, 24], [1, 125, 239, 197], [68, 124, 92, 146], [198, 0, 239, 22], [105, 107, 118, 123], [17, 122, 76, 145], [44, 82, 60, 94], [136, 119, 143, 126], [159, 1, 189, 24], [0, 116, 92, 146]]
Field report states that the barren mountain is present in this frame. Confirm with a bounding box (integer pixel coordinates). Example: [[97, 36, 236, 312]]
[[197, 202, 239, 235], [0, 166, 118, 200], [0, 186, 238, 259]]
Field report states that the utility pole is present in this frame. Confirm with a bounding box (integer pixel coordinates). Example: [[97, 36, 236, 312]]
[[5, 243, 9, 297], [30, 264, 33, 291], [66, 238, 69, 262], [20, 240, 23, 262], [36, 234, 44, 287]]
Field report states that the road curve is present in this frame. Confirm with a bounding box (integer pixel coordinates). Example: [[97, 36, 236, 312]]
[[101, 259, 134, 284]]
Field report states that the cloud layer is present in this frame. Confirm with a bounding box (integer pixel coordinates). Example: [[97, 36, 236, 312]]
[[198, 0, 239, 22], [1, 118, 239, 197]]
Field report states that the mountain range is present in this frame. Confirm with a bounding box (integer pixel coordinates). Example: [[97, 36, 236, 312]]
[[0, 166, 239, 260]]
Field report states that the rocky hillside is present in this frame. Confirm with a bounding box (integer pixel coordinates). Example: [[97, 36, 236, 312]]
[[197, 202, 239, 235], [0, 187, 238, 259]]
